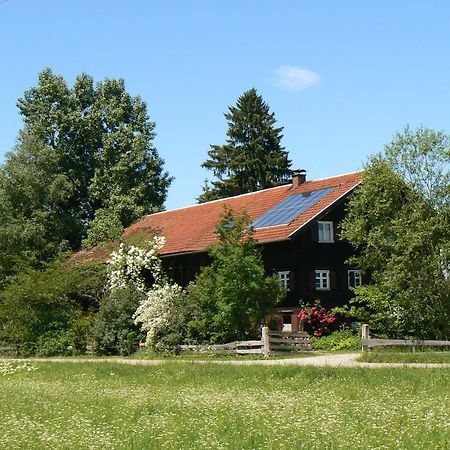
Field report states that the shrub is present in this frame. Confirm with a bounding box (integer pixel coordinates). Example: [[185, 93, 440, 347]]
[[134, 283, 186, 350], [68, 314, 96, 354], [0, 260, 106, 351], [134, 283, 199, 353], [35, 330, 72, 357], [310, 329, 361, 351], [93, 286, 145, 356], [102, 236, 179, 354], [107, 236, 165, 292], [297, 301, 336, 337]]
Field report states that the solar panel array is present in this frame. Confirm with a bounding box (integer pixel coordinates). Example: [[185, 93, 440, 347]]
[[252, 187, 335, 228]]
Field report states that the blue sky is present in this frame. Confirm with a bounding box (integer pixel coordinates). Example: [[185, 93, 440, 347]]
[[1, 1, 450, 210]]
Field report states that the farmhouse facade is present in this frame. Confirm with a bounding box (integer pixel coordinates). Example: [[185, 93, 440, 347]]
[[124, 171, 362, 332]]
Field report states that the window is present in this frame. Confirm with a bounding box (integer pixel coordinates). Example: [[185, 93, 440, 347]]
[[278, 271, 291, 290], [348, 270, 362, 288], [315, 270, 330, 290], [318, 221, 334, 243]]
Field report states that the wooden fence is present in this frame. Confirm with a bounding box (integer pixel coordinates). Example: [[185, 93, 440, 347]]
[[0, 346, 18, 355], [181, 340, 264, 355], [361, 324, 450, 351], [180, 327, 312, 357]]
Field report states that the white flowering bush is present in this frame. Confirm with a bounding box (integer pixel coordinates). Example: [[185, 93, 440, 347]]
[[105, 235, 188, 351], [133, 283, 184, 347], [107, 236, 166, 292]]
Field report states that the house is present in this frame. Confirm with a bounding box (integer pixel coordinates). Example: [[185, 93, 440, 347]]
[[124, 171, 362, 331]]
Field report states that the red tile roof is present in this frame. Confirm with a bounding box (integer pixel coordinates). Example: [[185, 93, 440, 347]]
[[124, 172, 362, 256]]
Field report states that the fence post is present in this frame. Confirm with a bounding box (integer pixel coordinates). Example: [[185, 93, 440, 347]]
[[361, 324, 370, 352], [262, 326, 270, 357], [298, 320, 305, 332]]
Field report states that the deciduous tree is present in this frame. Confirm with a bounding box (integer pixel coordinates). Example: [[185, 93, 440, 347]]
[[340, 126, 450, 339], [0, 68, 172, 282], [186, 207, 285, 342]]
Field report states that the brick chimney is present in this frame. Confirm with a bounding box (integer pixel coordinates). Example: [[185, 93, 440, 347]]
[[292, 169, 306, 188]]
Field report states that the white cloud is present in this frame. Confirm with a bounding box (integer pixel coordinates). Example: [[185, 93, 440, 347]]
[[274, 65, 321, 91]]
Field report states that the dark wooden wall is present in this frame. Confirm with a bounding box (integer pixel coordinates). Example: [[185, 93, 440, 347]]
[[261, 200, 358, 309]]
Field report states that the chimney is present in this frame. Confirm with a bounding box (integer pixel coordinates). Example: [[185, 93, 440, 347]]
[[291, 169, 306, 188]]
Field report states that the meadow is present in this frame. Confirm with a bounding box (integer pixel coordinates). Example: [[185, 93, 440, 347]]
[[358, 351, 450, 364], [0, 359, 448, 449]]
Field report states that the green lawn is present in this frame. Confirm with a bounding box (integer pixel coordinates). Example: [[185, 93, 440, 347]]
[[358, 351, 450, 364], [0, 360, 448, 449]]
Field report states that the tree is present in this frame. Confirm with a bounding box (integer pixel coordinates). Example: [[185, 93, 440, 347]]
[[0, 68, 172, 281], [0, 135, 75, 284], [198, 88, 291, 202], [340, 126, 450, 339], [186, 207, 285, 342]]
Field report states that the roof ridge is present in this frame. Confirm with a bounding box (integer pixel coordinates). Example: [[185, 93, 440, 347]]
[[145, 183, 290, 217], [305, 170, 363, 184]]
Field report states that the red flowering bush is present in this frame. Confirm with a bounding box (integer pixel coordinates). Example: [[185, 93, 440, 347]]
[[297, 301, 336, 337]]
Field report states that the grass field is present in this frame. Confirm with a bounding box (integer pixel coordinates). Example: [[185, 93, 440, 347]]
[[358, 351, 450, 364], [0, 360, 448, 449]]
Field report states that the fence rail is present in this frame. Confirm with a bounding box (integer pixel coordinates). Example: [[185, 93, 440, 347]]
[[361, 324, 450, 351], [180, 327, 312, 357], [181, 340, 263, 355], [0, 346, 17, 353]]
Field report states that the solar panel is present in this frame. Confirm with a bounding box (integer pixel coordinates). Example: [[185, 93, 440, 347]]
[[252, 187, 335, 228]]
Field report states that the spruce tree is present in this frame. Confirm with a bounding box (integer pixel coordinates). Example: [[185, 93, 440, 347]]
[[198, 88, 291, 202]]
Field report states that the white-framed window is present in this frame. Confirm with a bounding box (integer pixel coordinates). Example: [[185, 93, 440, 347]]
[[318, 221, 334, 243], [348, 270, 362, 288], [315, 270, 330, 290], [278, 271, 290, 290]]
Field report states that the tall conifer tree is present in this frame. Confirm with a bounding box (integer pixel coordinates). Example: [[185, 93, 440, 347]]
[[198, 88, 291, 202]]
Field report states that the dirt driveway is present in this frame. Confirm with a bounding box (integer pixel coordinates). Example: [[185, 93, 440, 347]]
[[12, 353, 449, 368]]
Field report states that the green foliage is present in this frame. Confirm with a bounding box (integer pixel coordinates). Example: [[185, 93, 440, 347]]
[[0, 135, 73, 285], [199, 88, 291, 202], [358, 352, 450, 364], [68, 314, 96, 355], [34, 331, 72, 357], [186, 207, 285, 343], [384, 125, 450, 208], [93, 286, 145, 356], [310, 329, 361, 351], [340, 126, 450, 339], [0, 68, 172, 281], [0, 260, 105, 351], [83, 208, 124, 248]]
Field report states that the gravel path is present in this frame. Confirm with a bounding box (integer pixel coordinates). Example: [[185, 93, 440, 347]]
[[9, 353, 449, 369]]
